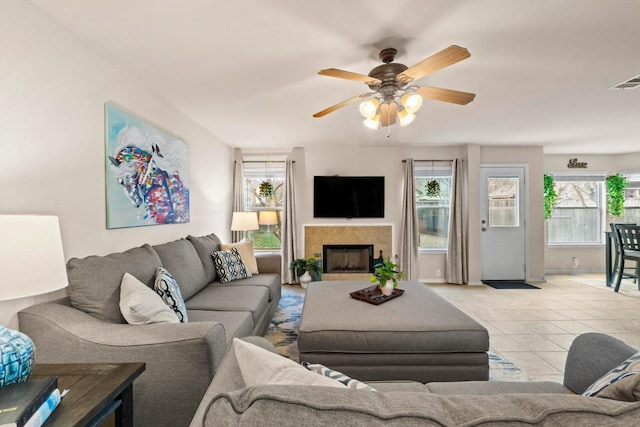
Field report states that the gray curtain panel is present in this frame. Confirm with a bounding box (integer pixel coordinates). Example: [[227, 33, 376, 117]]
[[399, 159, 419, 280], [231, 150, 245, 243], [446, 159, 468, 284], [281, 159, 298, 284]]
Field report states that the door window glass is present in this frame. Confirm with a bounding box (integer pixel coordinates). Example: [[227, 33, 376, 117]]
[[488, 176, 519, 227]]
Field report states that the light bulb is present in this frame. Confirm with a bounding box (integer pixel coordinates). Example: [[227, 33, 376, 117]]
[[363, 114, 380, 129], [359, 98, 380, 119], [401, 93, 422, 114]]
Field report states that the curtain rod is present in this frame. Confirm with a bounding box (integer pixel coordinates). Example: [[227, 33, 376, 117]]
[[402, 159, 457, 163], [235, 160, 295, 163]]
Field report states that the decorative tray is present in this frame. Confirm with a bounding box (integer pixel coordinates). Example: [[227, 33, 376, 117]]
[[349, 285, 405, 305]]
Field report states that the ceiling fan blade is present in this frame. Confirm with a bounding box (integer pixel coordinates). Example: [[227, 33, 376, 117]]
[[415, 86, 476, 105], [313, 93, 372, 118], [379, 102, 397, 127], [397, 45, 470, 83], [318, 68, 382, 85]]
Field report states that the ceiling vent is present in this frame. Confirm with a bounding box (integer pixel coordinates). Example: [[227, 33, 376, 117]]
[[610, 74, 640, 90]]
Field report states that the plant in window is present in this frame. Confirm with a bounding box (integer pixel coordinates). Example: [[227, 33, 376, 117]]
[[426, 180, 441, 198], [605, 174, 629, 217], [543, 174, 557, 220], [258, 181, 274, 198]]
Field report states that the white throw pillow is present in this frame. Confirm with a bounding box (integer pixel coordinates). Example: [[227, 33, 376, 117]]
[[119, 272, 180, 324], [232, 338, 347, 388], [221, 240, 259, 274]]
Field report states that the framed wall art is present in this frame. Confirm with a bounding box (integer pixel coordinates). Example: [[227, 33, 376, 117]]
[[105, 102, 190, 229]]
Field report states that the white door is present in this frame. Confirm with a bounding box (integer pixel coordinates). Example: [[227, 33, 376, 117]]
[[480, 166, 527, 280]]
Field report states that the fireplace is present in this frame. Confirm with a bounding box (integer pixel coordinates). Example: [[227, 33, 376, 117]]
[[323, 244, 374, 274]]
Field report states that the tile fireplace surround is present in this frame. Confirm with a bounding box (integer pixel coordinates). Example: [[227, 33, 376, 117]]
[[304, 225, 393, 281]]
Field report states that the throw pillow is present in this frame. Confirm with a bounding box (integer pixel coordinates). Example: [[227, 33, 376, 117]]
[[119, 272, 179, 324], [154, 267, 188, 323], [211, 248, 252, 283], [232, 338, 347, 388], [301, 362, 377, 391], [583, 352, 640, 400], [221, 240, 259, 274]]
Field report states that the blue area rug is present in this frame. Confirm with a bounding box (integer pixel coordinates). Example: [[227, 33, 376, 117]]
[[265, 284, 531, 381]]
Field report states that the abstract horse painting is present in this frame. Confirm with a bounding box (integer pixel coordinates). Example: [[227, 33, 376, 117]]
[[105, 103, 189, 228]]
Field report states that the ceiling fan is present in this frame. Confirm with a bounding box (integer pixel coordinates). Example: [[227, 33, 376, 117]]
[[313, 45, 475, 128]]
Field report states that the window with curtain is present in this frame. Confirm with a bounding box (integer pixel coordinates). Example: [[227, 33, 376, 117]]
[[623, 173, 640, 224], [243, 160, 285, 249], [548, 174, 605, 245], [414, 161, 453, 250]]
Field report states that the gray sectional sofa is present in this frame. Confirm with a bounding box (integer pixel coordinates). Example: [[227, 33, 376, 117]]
[[190, 333, 640, 426], [19, 232, 281, 427]]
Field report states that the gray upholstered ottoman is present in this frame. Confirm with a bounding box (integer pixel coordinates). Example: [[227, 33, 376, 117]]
[[297, 280, 489, 382]]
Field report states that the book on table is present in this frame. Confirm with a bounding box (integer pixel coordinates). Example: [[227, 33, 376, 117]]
[[0, 377, 57, 427]]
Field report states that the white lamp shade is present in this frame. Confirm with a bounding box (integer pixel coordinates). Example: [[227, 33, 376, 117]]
[[0, 215, 68, 301], [401, 93, 423, 114], [231, 212, 259, 231], [258, 211, 278, 225]]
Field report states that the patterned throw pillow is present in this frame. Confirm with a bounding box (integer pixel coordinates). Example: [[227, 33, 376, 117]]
[[583, 352, 640, 399], [301, 362, 377, 391], [154, 267, 188, 323], [211, 248, 252, 283]]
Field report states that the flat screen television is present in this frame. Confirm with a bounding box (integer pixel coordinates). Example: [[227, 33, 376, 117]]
[[314, 176, 385, 218]]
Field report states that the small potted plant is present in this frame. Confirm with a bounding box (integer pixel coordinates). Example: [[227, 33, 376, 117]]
[[370, 259, 403, 296], [290, 258, 321, 289]]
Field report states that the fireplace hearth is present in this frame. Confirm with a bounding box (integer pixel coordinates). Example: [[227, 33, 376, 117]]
[[323, 244, 374, 274]]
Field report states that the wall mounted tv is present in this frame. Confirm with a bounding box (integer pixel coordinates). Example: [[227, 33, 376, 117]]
[[314, 176, 385, 218]]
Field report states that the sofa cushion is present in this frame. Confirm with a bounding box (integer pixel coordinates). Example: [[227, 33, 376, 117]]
[[154, 267, 188, 323], [233, 339, 347, 388], [67, 244, 162, 323], [187, 234, 222, 283], [211, 248, 252, 283], [185, 285, 269, 326], [152, 238, 208, 300], [221, 240, 258, 274], [222, 273, 281, 302], [584, 352, 640, 400], [119, 272, 179, 324], [187, 310, 254, 341]]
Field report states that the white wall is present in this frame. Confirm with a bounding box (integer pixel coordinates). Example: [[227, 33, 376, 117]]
[[0, 1, 233, 329], [290, 144, 546, 284], [543, 153, 640, 274]]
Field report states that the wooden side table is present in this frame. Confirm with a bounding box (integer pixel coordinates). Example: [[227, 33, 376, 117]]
[[31, 362, 145, 427]]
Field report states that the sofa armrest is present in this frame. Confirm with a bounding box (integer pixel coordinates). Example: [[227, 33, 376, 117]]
[[256, 252, 281, 274], [563, 332, 637, 394], [19, 299, 228, 427]]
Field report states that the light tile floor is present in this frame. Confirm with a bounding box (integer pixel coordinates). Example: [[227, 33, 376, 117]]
[[425, 274, 640, 383]]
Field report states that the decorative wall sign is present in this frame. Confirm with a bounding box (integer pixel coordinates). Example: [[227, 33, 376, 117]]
[[567, 158, 588, 168], [105, 102, 190, 229]]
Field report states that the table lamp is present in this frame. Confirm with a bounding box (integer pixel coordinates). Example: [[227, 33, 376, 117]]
[[0, 215, 68, 387], [230, 211, 259, 241], [258, 210, 278, 228]]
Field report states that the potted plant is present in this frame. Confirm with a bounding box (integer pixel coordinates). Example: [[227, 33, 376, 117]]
[[370, 259, 403, 296], [290, 258, 321, 289], [605, 174, 629, 217], [259, 181, 274, 198]]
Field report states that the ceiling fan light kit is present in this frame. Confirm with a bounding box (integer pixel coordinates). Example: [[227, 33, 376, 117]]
[[314, 45, 475, 129]]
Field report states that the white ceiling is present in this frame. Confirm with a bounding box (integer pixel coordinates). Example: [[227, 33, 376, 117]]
[[29, 0, 640, 154]]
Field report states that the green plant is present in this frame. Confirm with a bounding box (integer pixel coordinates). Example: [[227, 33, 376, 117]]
[[290, 258, 320, 278], [369, 259, 403, 288], [543, 174, 558, 220], [259, 181, 274, 198], [605, 174, 629, 217], [426, 179, 441, 198]]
